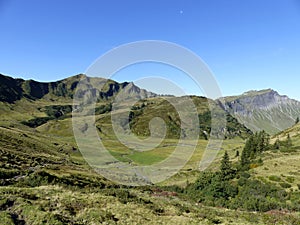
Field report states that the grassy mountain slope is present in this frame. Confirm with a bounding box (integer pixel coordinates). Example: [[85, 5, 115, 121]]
[[273, 122, 300, 141], [247, 123, 300, 194], [126, 96, 252, 140], [1, 73, 300, 224], [1, 121, 299, 224]]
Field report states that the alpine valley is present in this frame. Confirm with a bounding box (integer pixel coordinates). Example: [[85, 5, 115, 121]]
[[1, 73, 300, 224]]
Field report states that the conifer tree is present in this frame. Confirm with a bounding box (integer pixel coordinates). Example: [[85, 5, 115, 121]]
[[240, 147, 250, 170], [257, 130, 269, 152], [286, 134, 292, 148], [240, 130, 269, 170], [273, 139, 281, 150], [220, 151, 235, 180], [235, 150, 240, 158]]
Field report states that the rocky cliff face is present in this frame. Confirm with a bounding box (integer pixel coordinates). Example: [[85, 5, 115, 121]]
[[222, 89, 300, 135], [117, 82, 157, 100], [0, 73, 156, 103]]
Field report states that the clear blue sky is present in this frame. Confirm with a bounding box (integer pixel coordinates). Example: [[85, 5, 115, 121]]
[[0, 0, 300, 99]]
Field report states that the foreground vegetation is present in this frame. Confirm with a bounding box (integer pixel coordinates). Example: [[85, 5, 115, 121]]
[[1, 122, 300, 224], [185, 131, 300, 213]]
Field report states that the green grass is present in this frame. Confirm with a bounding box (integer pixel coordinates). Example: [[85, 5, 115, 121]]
[[1, 90, 300, 224], [1, 185, 299, 224]]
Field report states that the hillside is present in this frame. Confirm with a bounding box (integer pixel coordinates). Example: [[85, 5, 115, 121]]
[[109, 95, 252, 140], [1, 73, 300, 224], [1, 114, 299, 224], [273, 122, 300, 141], [0, 73, 251, 140], [222, 89, 300, 135]]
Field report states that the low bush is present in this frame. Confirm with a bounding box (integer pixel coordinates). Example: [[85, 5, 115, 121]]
[[269, 175, 282, 182], [279, 182, 292, 188]]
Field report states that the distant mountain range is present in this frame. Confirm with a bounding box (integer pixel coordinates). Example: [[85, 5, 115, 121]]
[[1, 73, 299, 136], [221, 89, 300, 135], [0, 73, 156, 104]]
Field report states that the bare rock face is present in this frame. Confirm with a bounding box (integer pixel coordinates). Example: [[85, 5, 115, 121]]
[[120, 82, 157, 100], [222, 89, 300, 135]]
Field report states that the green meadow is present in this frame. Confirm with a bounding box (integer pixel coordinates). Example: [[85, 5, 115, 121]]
[[0, 79, 299, 224]]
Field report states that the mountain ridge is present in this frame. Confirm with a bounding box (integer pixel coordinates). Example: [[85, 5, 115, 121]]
[[221, 88, 300, 135], [1, 73, 300, 135], [0, 73, 157, 103], [0, 73, 252, 140]]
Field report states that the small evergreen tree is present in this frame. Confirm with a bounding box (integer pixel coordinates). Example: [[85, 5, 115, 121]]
[[242, 135, 253, 161], [240, 146, 250, 170], [273, 139, 281, 150], [296, 117, 299, 124], [256, 130, 269, 152], [240, 130, 270, 170], [286, 134, 292, 148], [220, 151, 235, 180]]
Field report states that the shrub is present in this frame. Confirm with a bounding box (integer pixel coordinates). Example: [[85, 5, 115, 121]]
[[240, 172, 251, 179], [233, 179, 286, 211], [280, 182, 292, 188], [21, 117, 52, 128], [0, 169, 20, 179], [285, 176, 295, 184], [250, 163, 259, 169], [238, 177, 247, 186], [269, 175, 282, 182]]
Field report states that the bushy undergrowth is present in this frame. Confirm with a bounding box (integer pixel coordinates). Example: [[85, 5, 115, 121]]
[[184, 132, 300, 212], [185, 171, 292, 212]]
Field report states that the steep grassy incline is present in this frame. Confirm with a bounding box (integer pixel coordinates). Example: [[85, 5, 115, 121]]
[[273, 122, 300, 141]]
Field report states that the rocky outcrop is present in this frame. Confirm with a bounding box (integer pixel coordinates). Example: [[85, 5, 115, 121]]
[[221, 89, 300, 134]]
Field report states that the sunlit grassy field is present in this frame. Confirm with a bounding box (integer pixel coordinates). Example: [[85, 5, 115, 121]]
[[1, 97, 300, 224]]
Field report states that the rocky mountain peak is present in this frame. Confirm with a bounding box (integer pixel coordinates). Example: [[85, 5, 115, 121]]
[[0, 73, 157, 103], [226, 89, 293, 112], [222, 89, 300, 134], [120, 81, 156, 100]]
